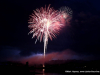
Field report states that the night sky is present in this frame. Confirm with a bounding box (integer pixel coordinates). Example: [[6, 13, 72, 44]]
[[0, 0, 100, 64]]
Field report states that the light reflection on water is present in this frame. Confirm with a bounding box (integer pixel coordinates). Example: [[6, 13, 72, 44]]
[[35, 73, 65, 75], [31, 65, 67, 75], [31, 69, 67, 75], [43, 68, 45, 75], [35, 73, 66, 75]]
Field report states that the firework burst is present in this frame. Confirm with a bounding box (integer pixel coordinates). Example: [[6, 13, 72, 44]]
[[28, 5, 72, 58], [28, 5, 65, 57]]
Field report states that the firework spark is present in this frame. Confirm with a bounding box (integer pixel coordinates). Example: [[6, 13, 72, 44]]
[[59, 6, 73, 20], [28, 5, 72, 58]]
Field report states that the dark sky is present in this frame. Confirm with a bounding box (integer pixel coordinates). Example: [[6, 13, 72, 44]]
[[0, 0, 100, 64]]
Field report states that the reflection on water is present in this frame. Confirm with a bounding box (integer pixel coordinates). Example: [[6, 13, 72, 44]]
[[31, 64, 66, 75], [43, 68, 45, 75], [35, 73, 65, 75], [35, 72, 66, 75], [31, 68, 66, 75]]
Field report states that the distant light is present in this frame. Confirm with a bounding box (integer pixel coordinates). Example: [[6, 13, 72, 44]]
[[84, 66, 86, 67]]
